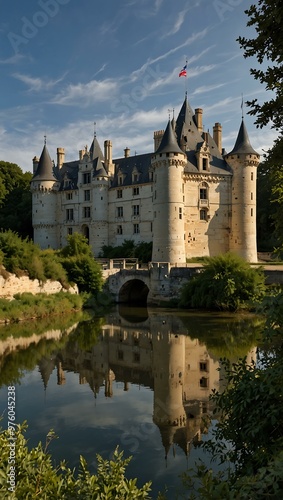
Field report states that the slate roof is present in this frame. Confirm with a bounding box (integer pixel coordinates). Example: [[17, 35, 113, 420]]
[[155, 119, 185, 155], [33, 145, 58, 182], [227, 119, 259, 156], [111, 152, 153, 188]]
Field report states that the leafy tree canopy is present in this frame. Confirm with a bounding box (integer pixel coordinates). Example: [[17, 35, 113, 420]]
[[179, 253, 266, 311], [237, 0, 283, 131], [0, 161, 32, 238]]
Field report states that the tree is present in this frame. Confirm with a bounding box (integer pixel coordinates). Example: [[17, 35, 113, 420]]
[[237, 0, 283, 131], [0, 161, 32, 239], [179, 253, 266, 311], [59, 233, 104, 295]]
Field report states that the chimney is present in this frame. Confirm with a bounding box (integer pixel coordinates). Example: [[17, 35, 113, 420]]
[[124, 147, 130, 158], [213, 122, 222, 153], [57, 147, 65, 169], [79, 149, 84, 160], [104, 139, 114, 176], [32, 156, 39, 174], [195, 108, 203, 132]]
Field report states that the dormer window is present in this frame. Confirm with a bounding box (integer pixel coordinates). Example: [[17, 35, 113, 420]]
[[132, 168, 140, 184]]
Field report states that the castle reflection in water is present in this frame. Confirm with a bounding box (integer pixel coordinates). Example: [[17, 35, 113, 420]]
[[34, 308, 257, 458]]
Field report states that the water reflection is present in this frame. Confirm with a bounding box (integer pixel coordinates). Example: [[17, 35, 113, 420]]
[[0, 307, 261, 497]]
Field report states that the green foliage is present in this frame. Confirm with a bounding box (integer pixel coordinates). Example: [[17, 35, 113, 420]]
[[237, 0, 283, 131], [179, 253, 266, 311], [0, 292, 83, 323], [59, 234, 103, 295], [0, 422, 151, 499], [182, 287, 283, 499], [100, 240, 152, 263], [0, 161, 32, 239], [0, 231, 68, 285]]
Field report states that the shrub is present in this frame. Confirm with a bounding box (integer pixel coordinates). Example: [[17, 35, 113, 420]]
[[179, 253, 266, 311], [0, 423, 152, 499]]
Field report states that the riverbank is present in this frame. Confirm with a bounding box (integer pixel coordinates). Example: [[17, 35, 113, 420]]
[[0, 292, 84, 325]]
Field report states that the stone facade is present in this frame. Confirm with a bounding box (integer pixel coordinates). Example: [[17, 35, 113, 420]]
[[0, 271, 78, 300], [31, 95, 260, 263]]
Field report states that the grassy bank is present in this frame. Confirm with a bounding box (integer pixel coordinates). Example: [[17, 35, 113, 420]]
[[0, 292, 84, 324]]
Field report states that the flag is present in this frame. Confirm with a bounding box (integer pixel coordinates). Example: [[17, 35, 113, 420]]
[[179, 64, 187, 77]]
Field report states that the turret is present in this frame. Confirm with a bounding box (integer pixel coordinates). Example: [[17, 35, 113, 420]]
[[91, 160, 109, 257], [30, 143, 59, 249], [151, 120, 187, 264], [225, 120, 260, 262]]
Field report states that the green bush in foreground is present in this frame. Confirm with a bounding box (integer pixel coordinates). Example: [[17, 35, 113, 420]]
[[0, 423, 151, 499], [179, 253, 266, 311]]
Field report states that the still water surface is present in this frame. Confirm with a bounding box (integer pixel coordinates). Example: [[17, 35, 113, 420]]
[[0, 307, 262, 498]]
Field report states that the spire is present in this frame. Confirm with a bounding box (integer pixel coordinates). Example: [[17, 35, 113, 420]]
[[227, 119, 258, 156], [89, 136, 104, 161], [32, 144, 57, 181], [155, 120, 185, 155]]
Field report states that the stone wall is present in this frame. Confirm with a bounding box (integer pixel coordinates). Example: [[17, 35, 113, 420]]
[[0, 270, 78, 300]]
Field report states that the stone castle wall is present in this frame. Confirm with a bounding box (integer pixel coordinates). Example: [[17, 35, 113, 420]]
[[0, 270, 78, 300]]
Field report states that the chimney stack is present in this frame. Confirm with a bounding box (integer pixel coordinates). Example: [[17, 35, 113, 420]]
[[195, 108, 203, 132], [32, 156, 39, 174], [57, 147, 65, 169], [213, 122, 222, 153], [124, 147, 130, 158]]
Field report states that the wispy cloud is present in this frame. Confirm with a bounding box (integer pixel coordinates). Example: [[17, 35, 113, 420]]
[[164, 1, 201, 37], [130, 29, 208, 81], [51, 79, 119, 106], [13, 73, 66, 92], [0, 53, 25, 65], [191, 83, 226, 96]]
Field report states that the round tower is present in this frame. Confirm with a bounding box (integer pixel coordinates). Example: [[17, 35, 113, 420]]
[[225, 120, 260, 262], [151, 120, 187, 264], [30, 144, 60, 249], [151, 320, 186, 458], [90, 162, 109, 257]]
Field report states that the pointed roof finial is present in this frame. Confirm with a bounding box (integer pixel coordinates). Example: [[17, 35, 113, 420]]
[[241, 94, 244, 119], [94, 121, 97, 138], [44, 134, 47, 145]]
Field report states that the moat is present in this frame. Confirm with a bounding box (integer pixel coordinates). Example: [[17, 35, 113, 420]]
[[0, 306, 262, 498]]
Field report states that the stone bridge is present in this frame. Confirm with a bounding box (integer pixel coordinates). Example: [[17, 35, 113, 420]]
[[101, 259, 283, 306]]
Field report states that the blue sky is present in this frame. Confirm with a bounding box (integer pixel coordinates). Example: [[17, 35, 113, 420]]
[[0, 0, 277, 172]]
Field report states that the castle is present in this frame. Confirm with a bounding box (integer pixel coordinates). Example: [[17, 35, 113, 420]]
[[31, 94, 260, 263]]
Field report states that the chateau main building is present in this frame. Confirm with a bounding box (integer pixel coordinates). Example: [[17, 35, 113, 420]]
[[31, 95, 260, 263]]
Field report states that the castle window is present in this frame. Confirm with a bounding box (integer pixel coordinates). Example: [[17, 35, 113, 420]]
[[203, 158, 208, 170], [200, 362, 208, 372], [200, 377, 208, 388], [117, 189, 123, 199], [66, 209, 74, 221], [117, 225, 123, 235], [83, 172, 91, 184], [200, 209, 207, 221], [83, 206, 91, 218], [118, 176, 123, 185], [117, 206, 123, 217], [84, 190, 90, 201], [251, 172, 254, 181], [179, 207, 182, 219], [251, 192, 253, 200], [67, 227, 73, 235], [133, 223, 140, 234], [133, 187, 139, 196], [200, 188, 207, 199], [133, 205, 140, 216], [133, 352, 140, 363], [251, 208, 253, 216], [66, 192, 72, 200]]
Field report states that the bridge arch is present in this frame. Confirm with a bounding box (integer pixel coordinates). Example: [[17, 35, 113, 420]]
[[118, 278, 149, 305]]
